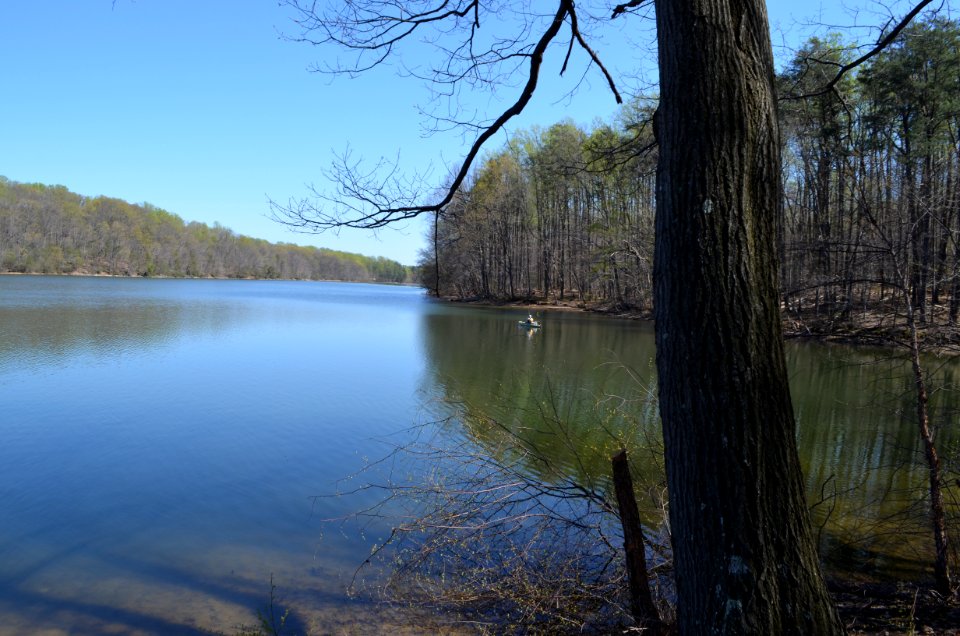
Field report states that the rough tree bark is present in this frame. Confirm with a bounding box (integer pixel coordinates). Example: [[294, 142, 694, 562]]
[[652, 0, 845, 632]]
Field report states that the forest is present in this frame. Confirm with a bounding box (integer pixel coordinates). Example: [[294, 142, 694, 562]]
[[419, 17, 960, 331], [263, 4, 960, 632], [0, 177, 411, 283]]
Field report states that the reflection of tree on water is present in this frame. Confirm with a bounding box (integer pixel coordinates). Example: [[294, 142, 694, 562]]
[[420, 310, 662, 500], [400, 310, 671, 630], [0, 278, 252, 372], [419, 308, 960, 582], [789, 343, 960, 580], [0, 304, 222, 367]]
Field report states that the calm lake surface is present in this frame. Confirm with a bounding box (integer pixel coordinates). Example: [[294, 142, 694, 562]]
[[1, 276, 957, 634]]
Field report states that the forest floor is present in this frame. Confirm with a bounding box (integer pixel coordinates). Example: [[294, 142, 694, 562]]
[[781, 297, 960, 356], [832, 580, 960, 634]]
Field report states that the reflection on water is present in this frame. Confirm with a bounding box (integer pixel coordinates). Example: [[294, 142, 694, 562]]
[[0, 276, 430, 634], [420, 305, 960, 582], [2, 276, 959, 633], [0, 277, 245, 372], [789, 343, 960, 579], [419, 307, 661, 492]]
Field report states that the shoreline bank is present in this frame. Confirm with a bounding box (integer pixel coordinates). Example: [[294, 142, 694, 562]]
[[438, 294, 960, 356]]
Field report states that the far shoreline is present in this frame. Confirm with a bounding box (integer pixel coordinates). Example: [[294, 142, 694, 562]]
[[0, 270, 419, 287]]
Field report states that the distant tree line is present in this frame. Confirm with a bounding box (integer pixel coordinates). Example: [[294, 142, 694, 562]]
[[0, 178, 411, 283], [419, 18, 960, 327]]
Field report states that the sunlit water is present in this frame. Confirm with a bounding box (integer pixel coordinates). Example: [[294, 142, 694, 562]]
[[0, 277, 433, 634], [0, 276, 957, 633]]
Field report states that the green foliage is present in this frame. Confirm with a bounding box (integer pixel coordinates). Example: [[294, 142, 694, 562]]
[[0, 179, 410, 282], [422, 102, 657, 306], [426, 17, 960, 323], [773, 16, 960, 329], [858, 18, 960, 154]]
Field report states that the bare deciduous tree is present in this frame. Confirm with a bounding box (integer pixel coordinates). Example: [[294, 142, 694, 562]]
[[272, 0, 941, 631]]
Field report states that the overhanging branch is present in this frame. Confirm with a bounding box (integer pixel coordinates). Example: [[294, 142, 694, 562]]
[[784, 0, 937, 100], [273, 0, 624, 231]]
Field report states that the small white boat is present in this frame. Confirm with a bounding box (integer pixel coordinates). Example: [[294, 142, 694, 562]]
[[518, 319, 541, 328]]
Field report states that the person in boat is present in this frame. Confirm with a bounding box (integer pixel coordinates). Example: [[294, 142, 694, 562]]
[[526, 314, 536, 325]]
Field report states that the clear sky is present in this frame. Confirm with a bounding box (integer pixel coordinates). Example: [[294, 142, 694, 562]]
[[0, 0, 939, 265]]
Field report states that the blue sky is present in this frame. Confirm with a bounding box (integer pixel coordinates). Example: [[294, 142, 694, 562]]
[[0, 1, 937, 265]]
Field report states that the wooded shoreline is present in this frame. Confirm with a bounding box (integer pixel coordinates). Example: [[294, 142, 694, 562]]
[[439, 293, 960, 356], [0, 177, 413, 284]]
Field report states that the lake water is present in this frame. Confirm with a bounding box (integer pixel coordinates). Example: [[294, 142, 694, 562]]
[[0, 276, 957, 633]]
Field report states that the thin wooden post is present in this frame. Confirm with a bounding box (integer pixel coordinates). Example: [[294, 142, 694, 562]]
[[611, 449, 664, 631]]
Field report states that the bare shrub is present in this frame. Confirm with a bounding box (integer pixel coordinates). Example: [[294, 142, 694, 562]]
[[336, 386, 672, 634]]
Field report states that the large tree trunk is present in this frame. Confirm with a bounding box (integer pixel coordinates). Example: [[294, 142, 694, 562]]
[[652, 0, 844, 633]]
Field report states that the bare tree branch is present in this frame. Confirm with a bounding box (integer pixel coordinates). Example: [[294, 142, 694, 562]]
[[611, 0, 651, 20], [272, 0, 626, 231], [784, 0, 937, 99], [283, 1, 483, 76], [568, 4, 623, 104]]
